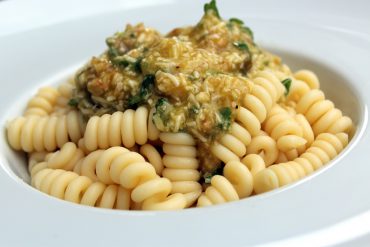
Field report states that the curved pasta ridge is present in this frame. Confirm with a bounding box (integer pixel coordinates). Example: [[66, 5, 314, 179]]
[[254, 132, 349, 194], [197, 157, 257, 207], [31, 168, 131, 209], [24, 87, 60, 116], [243, 70, 284, 123], [263, 105, 307, 153], [296, 89, 353, 136], [160, 132, 202, 207], [46, 142, 85, 171], [210, 105, 262, 163], [7, 110, 85, 152], [82, 106, 159, 152], [71, 146, 187, 210]]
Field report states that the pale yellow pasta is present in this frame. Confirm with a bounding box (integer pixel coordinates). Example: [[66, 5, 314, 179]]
[[241, 154, 265, 177], [245, 135, 278, 166], [32, 168, 131, 209], [7, 110, 84, 152], [56, 82, 75, 107], [242, 71, 282, 123], [197, 159, 254, 207], [46, 142, 85, 170], [24, 87, 60, 116], [254, 133, 348, 194], [253, 70, 285, 101], [296, 89, 353, 136], [160, 132, 202, 207], [286, 79, 311, 103], [294, 70, 320, 89], [139, 144, 164, 176], [82, 106, 159, 152], [263, 105, 306, 152], [210, 106, 261, 163], [65, 145, 186, 210], [28, 152, 49, 176]]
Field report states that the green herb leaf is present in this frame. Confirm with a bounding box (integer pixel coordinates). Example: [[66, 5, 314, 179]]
[[204, 0, 220, 18], [189, 105, 200, 116], [282, 78, 292, 96], [233, 41, 250, 52], [68, 98, 79, 107], [218, 107, 232, 131], [241, 26, 254, 40], [132, 58, 142, 73], [203, 165, 224, 184], [229, 18, 244, 25], [127, 75, 155, 108], [152, 98, 173, 129]]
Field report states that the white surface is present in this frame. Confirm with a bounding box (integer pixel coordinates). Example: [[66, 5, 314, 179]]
[[0, 0, 370, 246]]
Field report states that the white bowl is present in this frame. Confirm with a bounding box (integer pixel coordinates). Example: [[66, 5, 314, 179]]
[[1, 0, 370, 246]]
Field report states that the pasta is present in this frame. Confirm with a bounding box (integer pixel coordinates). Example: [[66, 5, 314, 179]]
[[160, 133, 202, 207], [32, 168, 131, 209], [296, 89, 353, 136], [253, 133, 348, 194], [197, 158, 255, 207], [24, 87, 60, 116], [5, 0, 354, 210], [81, 106, 159, 151], [7, 111, 85, 152]]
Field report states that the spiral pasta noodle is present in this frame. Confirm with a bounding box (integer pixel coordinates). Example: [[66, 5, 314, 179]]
[[197, 158, 256, 207], [160, 132, 202, 207], [32, 168, 131, 209], [139, 144, 164, 176], [263, 105, 307, 153], [46, 142, 85, 171], [296, 89, 353, 136], [242, 71, 282, 123], [65, 146, 187, 210], [24, 87, 60, 116], [254, 133, 348, 194], [82, 106, 159, 152], [210, 105, 262, 163], [7, 110, 85, 152], [294, 70, 320, 89]]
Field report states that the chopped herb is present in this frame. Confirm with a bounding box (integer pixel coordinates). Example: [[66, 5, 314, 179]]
[[229, 18, 244, 25], [68, 98, 79, 107], [218, 107, 232, 131], [152, 98, 173, 129], [203, 165, 224, 184], [113, 57, 130, 68], [228, 18, 254, 40], [132, 57, 142, 73], [282, 78, 292, 96], [233, 41, 250, 52], [127, 75, 155, 108], [204, 0, 220, 18], [241, 26, 254, 40], [189, 105, 200, 116]]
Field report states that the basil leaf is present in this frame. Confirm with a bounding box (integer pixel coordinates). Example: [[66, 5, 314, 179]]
[[229, 18, 244, 25], [233, 41, 250, 52], [68, 98, 78, 107], [282, 78, 292, 96], [242, 26, 254, 40], [204, 0, 220, 18], [218, 107, 232, 131], [127, 75, 155, 108]]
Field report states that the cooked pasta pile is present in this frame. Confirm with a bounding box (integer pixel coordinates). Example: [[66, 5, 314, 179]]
[[6, 0, 353, 210]]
